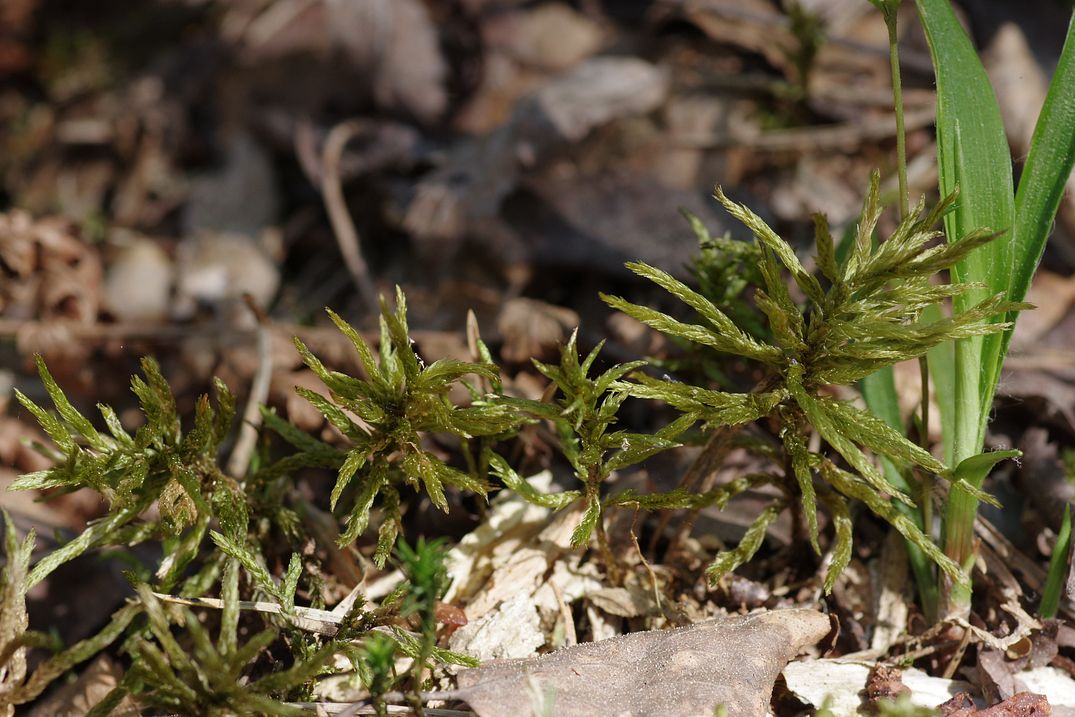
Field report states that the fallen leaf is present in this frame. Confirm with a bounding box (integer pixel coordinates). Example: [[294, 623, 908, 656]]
[[448, 591, 546, 661], [866, 664, 912, 711], [455, 609, 832, 717], [487, 2, 604, 72], [784, 658, 972, 716], [496, 297, 578, 364], [586, 583, 659, 619], [1020, 668, 1075, 712], [403, 57, 668, 247], [103, 235, 174, 323], [940, 691, 1051, 717], [25, 655, 139, 717], [327, 0, 447, 124], [1017, 429, 1075, 533]]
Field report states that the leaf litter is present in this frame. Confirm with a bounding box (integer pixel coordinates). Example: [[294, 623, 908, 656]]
[[3, 1, 1075, 715]]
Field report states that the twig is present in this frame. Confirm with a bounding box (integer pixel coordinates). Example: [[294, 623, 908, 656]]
[[657, 425, 743, 561], [225, 295, 273, 480], [289, 703, 472, 716], [629, 507, 663, 614], [322, 120, 380, 311], [668, 105, 935, 153], [549, 579, 577, 647]]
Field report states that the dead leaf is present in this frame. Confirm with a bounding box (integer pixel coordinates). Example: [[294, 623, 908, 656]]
[[1017, 429, 1075, 533], [448, 591, 546, 661], [174, 231, 281, 320], [103, 235, 174, 323], [25, 655, 139, 717], [327, 0, 447, 124], [403, 57, 668, 247], [1011, 271, 1075, 351], [496, 297, 578, 364], [487, 3, 604, 72], [866, 664, 912, 712], [784, 658, 972, 716], [454, 609, 832, 717], [940, 691, 1051, 717], [585, 584, 659, 619]]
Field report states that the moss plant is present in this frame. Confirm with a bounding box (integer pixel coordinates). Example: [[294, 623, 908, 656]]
[[492, 332, 694, 576], [283, 289, 520, 566], [602, 175, 1025, 588]]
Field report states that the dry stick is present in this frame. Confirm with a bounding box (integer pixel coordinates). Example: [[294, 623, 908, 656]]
[[656, 424, 744, 563], [297, 704, 472, 716], [590, 472, 623, 584], [549, 579, 577, 646], [668, 105, 935, 153], [322, 120, 380, 312], [629, 506, 663, 613], [225, 295, 273, 480]]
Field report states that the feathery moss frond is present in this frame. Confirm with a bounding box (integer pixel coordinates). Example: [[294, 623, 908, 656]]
[[604, 170, 1017, 585], [277, 290, 521, 566]]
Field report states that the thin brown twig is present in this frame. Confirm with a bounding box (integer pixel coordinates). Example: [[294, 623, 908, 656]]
[[295, 703, 472, 716], [668, 105, 935, 153], [225, 295, 273, 480], [657, 424, 743, 562], [549, 579, 577, 647], [321, 120, 380, 312], [629, 506, 663, 613], [941, 626, 972, 680]]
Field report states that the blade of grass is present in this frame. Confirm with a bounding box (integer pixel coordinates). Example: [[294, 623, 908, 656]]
[[914, 0, 1014, 460], [1001, 14, 1075, 361], [1040, 505, 1072, 619], [915, 0, 1015, 616], [861, 367, 938, 619]]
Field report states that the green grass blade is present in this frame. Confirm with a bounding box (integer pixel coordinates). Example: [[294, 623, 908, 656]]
[[1040, 505, 1072, 619], [1002, 14, 1075, 361], [914, 0, 1015, 461], [923, 304, 956, 466], [860, 366, 938, 617]]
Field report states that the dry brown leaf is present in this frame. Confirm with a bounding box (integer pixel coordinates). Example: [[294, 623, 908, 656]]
[[404, 57, 668, 246], [940, 691, 1051, 717], [1017, 429, 1074, 533], [866, 664, 912, 711], [454, 609, 832, 717], [25, 655, 139, 717], [1011, 271, 1075, 351], [496, 297, 578, 364], [586, 583, 659, 619], [327, 0, 447, 124], [486, 3, 604, 72], [785, 658, 972, 716]]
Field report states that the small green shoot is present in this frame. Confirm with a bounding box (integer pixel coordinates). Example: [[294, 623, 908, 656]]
[[496, 331, 691, 574], [1040, 505, 1072, 619], [13, 356, 238, 591], [288, 288, 520, 565]]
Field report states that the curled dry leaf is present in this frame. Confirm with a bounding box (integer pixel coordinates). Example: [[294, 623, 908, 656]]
[[940, 691, 1051, 717], [0, 210, 102, 326], [454, 609, 832, 717]]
